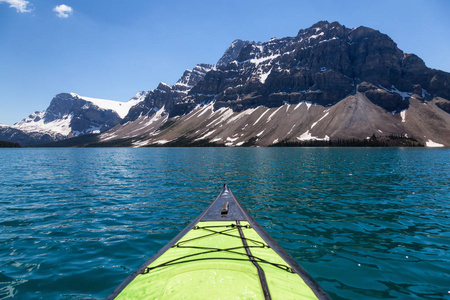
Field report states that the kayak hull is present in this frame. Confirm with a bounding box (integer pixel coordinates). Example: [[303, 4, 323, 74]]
[[107, 185, 330, 299]]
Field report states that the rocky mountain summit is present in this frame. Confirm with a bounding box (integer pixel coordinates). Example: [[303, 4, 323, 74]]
[[97, 21, 450, 147], [2, 21, 449, 147]]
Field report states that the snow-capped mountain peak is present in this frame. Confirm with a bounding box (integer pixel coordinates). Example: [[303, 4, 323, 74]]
[[12, 92, 147, 141]]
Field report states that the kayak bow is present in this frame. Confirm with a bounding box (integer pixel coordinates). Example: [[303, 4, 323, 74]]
[[107, 185, 330, 299]]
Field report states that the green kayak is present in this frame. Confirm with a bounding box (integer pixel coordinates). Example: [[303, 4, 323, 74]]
[[107, 185, 330, 299]]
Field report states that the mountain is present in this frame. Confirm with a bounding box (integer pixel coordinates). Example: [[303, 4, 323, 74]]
[[0, 123, 56, 146], [3, 21, 449, 147], [5, 92, 147, 145], [95, 21, 450, 147]]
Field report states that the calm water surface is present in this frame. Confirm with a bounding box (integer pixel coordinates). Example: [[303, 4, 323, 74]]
[[0, 148, 449, 299]]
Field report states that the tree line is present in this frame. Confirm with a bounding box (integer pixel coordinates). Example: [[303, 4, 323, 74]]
[[0, 141, 21, 148], [270, 134, 423, 147]]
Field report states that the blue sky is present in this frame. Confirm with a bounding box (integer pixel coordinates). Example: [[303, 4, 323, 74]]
[[1, 0, 449, 125]]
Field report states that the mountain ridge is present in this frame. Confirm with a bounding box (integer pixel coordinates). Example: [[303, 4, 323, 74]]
[[95, 20, 449, 147], [0, 92, 147, 146], [2, 21, 449, 147]]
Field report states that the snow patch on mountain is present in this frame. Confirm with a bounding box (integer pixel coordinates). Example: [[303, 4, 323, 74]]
[[311, 112, 330, 129], [143, 106, 167, 127], [14, 111, 72, 136], [400, 109, 406, 122], [378, 86, 412, 101], [197, 101, 215, 118], [309, 32, 324, 40], [259, 68, 272, 84], [130, 91, 150, 103], [266, 106, 283, 123], [253, 108, 270, 125], [297, 130, 330, 141], [425, 139, 444, 147], [250, 54, 280, 66], [69, 93, 142, 118], [205, 108, 233, 127], [197, 129, 217, 140], [73, 125, 103, 136], [294, 102, 312, 111], [226, 108, 258, 124]]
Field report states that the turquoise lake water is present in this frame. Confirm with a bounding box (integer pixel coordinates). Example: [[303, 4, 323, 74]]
[[0, 147, 449, 299]]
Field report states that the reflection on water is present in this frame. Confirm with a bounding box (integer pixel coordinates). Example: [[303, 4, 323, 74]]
[[0, 148, 449, 299]]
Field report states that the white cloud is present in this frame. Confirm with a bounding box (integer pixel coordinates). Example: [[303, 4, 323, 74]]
[[0, 0, 32, 12], [53, 4, 73, 18]]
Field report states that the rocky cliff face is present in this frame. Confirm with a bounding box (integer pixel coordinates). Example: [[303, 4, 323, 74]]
[[96, 21, 450, 147], [129, 21, 448, 116], [187, 21, 449, 113]]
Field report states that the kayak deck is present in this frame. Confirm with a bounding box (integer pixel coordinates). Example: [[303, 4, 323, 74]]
[[108, 186, 329, 299]]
